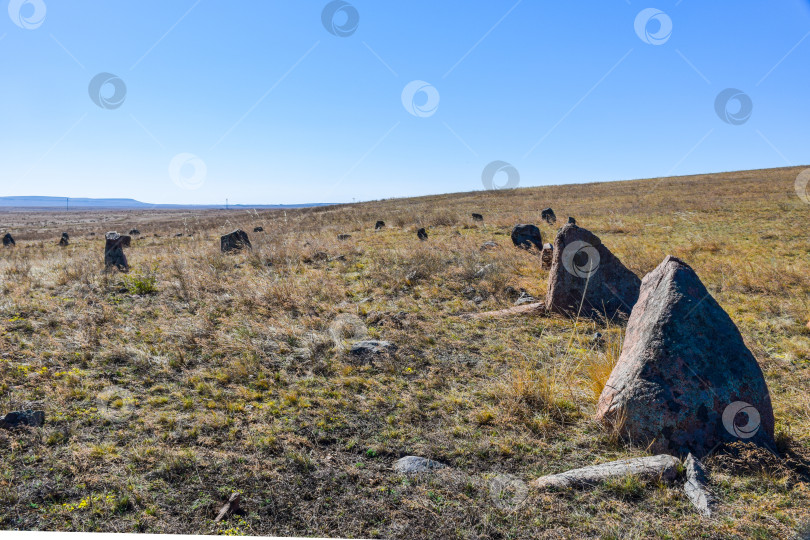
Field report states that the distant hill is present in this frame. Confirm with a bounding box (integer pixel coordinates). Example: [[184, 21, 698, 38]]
[[0, 196, 332, 210]]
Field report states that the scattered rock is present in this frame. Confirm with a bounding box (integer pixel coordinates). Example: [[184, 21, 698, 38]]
[[511, 224, 543, 250], [175, 233, 184, 237], [104, 232, 131, 271], [337, 234, 352, 241], [533, 455, 681, 490], [545, 223, 640, 320], [514, 291, 536, 306], [462, 302, 546, 320], [474, 264, 496, 279], [0, 410, 45, 430], [541, 243, 553, 269], [394, 456, 447, 474], [684, 453, 715, 517], [58, 232, 69, 247], [480, 241, 499, 251], [567, 217, 576, 224], [253, 226, 264, 232], [215, 492, 241, 523], [3, 233, 15, 247], [375, 220, 385, 230], [221, 229, 252, 253], [129, 229, 141, 236], [471, 213, 484, 222], [596, 255, 776, 457], [417, 228, 428, 241], [541, 208, 556, 225], [350, 340, 397, 362]]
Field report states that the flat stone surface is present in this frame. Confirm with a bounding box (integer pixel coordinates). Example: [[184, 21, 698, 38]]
[[596, 255, 775, 457], [350, 340, 397, 359], [394, 456, 447, 474], [533, 455, 681, 489], [545, 224, 640, 320]]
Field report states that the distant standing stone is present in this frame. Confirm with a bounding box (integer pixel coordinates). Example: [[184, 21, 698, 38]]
[[2, 233, 15, 247], [128, 229, 141, 236], [105, 232, 131, 271], [417, 228, 428, 241], [375, 220, 385, 230], [394, 456, 447, 474], [471, 213, 484, 222], [59, 232, 69, 247], [253, 226, 264, 232], [541, 208, 556, 225], [220, 229, 252, 253], [510, 224, 543, 250], [545, 224, 640, 320]]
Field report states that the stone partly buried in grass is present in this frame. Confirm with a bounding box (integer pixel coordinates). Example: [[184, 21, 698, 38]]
[[545, 223, 641, 320], [533, 455, 680, 489], [1, 410, 45, 430], [394, 456, 447, 474], [596, 255, 776, 458], [349, 340, 397, 363]]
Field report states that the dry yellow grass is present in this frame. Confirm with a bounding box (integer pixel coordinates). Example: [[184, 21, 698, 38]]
[[1, 165, 809, 538]]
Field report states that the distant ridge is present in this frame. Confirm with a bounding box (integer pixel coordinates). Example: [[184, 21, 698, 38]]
[[0, 196, 332, 210]]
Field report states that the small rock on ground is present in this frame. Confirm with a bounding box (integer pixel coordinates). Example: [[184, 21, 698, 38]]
[[394, 456, 447, 474]]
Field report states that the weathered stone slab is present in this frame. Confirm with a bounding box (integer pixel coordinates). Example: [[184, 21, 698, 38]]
[[394, 456, 447, 474], [532, 455, 680, 489], [684, 453, 715, 517]]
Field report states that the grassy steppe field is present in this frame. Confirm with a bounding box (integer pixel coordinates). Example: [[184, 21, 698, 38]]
[[1, 166, 809, 538]]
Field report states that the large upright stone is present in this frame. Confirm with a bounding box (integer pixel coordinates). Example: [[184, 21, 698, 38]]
[[220, 229, 251, 252], [511, 224, 542, 250], [59, 232, 69, 246], [3, 233, 15, 247], [105, 232, 131, 271], [541, 208, 556, 225], [545, 224, 640, 319], [596, 256, 775, 457]]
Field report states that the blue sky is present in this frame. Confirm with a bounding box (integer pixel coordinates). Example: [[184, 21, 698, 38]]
[[2, 1, 809, 205]]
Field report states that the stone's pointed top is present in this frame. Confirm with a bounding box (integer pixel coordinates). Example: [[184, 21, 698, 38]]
[[545, 223, 640, 320], [596, 255, 775, 457]]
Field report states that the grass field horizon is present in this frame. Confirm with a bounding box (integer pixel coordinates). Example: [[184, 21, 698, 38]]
[[2, 165, 810, 538]]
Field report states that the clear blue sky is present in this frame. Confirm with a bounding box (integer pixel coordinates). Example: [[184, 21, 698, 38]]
[[2, 1, 809, 205]]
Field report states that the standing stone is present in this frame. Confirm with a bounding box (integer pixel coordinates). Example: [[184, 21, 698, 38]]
[[59, 232, 69, 246], [104, 232, 131, 271], [471, 213, 484, 222], [541, 208, 556, 225], [417, 228, 428, 241], [375, 220, 385, 230], [596, 255, 776, 457], [220, 229, 251, 252], [2, 233, 15, 247], [541, 243, 553, 269], [511, 224, 543, 250], [253, 226, 264, 232], [545, 224, 640, 319], [129, 229, 141, 236]]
